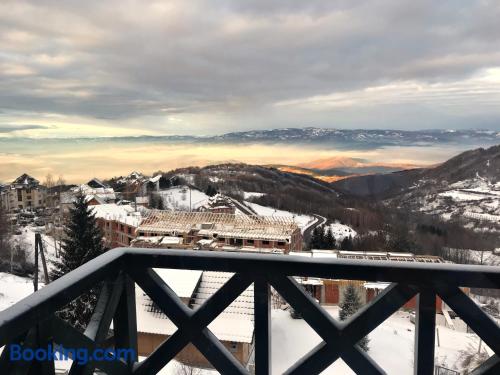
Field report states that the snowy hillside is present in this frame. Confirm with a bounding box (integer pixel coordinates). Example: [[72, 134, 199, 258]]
[[325, 221, 358, 242], [156, 186, 210, 211], [245, 201, 315, 232], [406, 177, 500, 227]]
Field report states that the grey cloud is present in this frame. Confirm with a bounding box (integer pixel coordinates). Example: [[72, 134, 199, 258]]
[[0, 124, 50, 133], [0, 0, 499, 132]]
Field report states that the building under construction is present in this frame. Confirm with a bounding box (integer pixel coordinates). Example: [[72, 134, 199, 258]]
[[134, 210, 303, 253]]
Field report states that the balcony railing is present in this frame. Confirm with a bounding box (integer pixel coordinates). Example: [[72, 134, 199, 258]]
[[1, 248, 499, 374]]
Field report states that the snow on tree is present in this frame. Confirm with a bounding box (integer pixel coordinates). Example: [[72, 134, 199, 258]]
[[51, 193, 107, 331], [339, 284, 369, 351]]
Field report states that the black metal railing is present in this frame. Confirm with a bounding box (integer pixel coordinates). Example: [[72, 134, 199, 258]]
[[1, 248, 500, 374]]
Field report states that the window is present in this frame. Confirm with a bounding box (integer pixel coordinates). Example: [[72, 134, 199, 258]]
[[278, 241, 286, 246], [17, 190, 22, 202], [262, 240, 270, 245], [246, 239, 254, 245]]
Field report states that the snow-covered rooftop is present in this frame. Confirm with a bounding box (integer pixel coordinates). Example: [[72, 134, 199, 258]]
[[160, 236, 184, 245], [91, 204, 143, 227], [136, 270, 254, 343], [363, 282, 391, 290], [153, 268, 203, 298]]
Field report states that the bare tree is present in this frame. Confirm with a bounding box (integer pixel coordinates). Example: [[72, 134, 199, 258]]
[[0, 206, 11, 267], [56, 175, 66, 190], [44, 173, 55, 189]]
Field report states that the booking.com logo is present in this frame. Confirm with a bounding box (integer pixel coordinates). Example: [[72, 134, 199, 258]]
[[9, 344, 136, 365]]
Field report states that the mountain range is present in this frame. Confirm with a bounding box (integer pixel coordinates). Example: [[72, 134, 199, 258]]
[[3, 128, 499, 149], [210, 128, 500, 148]]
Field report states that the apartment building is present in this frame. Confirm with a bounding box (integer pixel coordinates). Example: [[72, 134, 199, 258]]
[[92, 204, 141, 248], [0, 174, 46, 211]]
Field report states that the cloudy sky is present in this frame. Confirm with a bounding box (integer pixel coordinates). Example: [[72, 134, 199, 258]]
[[1, 0, 500, 137]]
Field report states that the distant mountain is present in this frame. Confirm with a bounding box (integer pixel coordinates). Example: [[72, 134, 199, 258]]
[[269, 164, 412, 183], [267, 153, 423, 183], [209, 128, 500, 149], [332, 145, 500, 229], [332, 144, 500, 197], [301, 156, 422, 172], [330, 169, 422, 197], [6, 127, 498, 149], [269, 165, 352, 183], [422, 145, 500, 183]]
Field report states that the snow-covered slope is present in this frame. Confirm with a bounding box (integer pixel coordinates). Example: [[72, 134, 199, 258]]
[[0, 272, 38, 311], [325, 222, 358, 242], [244, 201, 315, 232], [406, 177, 500, 226], [156, 186, 210, 211]]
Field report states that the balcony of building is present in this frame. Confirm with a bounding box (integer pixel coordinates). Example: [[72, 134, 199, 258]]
[[0, 248, 499, 374]]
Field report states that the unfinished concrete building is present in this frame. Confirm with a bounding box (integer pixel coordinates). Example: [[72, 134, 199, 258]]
[[135, 211, 303, 253]]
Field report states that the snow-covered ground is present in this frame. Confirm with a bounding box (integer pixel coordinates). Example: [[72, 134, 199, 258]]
[[272, 306, 492, 374], [0, 272, 39, 311], [145, 358, 218, 374], [325, 221, 358, 242], [244, 201, 315, 232], [444, 248, 500, 266], [438, 190, 486, 201], [408, 177, 500, 233], [10, 225, 60, 277], [156, 186, 210, 211], [243, 191, 266, 200]]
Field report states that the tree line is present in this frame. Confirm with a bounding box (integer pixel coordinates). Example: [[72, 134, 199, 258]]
[[308, 225, 354, 251]]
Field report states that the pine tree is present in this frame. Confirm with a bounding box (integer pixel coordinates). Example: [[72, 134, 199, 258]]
[[309, 226, 323, 249], [340, 235, 354, 251], [205, 185, 217, 197], [317, 226, 326, 249], [159, 176, 171, 189], [51, 194, 107, 331], [324, 227, 336, 249], [339, 284, 369, 351], [157, 196, 165, 210]]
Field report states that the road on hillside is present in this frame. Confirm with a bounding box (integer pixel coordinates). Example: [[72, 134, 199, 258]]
[[303, 214, 327, 244]]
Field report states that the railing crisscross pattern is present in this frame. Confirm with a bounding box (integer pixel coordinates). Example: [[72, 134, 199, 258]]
[[0, 248, 500, 374]]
